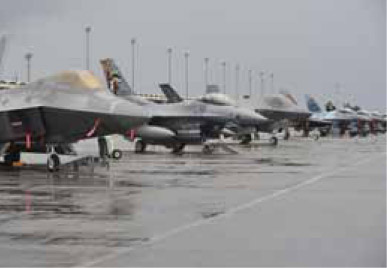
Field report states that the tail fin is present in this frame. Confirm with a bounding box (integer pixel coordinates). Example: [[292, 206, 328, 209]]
[[159, 84, 184, 103], [305, 94, 322, 113], [100, 58, 134, 95]]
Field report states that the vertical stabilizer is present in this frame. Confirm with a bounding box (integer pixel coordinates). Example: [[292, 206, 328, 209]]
[[100, 58, 134, 95], [305, 95, 322, 113], [159, 84, 184, 103]]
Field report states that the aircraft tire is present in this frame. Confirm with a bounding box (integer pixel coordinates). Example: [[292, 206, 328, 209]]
[[47, 154, 60, 172], [111, 149, 123, 160], [240, 134, 252, 145], [202, 144, 215, 154], [171, 143, 185, 154], [269, 136, 278, 146]]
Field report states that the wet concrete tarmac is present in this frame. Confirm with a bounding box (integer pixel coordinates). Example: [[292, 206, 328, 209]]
[[0, 136, 385, 267]]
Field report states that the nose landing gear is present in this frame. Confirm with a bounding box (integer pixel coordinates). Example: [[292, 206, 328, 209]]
[[47, 145, 60, 172], [47, 153, 60, 172], [269, 136, 278, 146]]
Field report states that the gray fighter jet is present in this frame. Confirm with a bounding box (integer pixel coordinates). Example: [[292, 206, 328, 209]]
[[0, 70, 149, 171], [100, 58, 267, 153], [160, 84, 279, 145], [240, 91, 312, 139]]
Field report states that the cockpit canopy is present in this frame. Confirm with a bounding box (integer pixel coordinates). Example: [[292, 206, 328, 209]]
[[198, 93, 236, 106], [25, 70, 105, 90]]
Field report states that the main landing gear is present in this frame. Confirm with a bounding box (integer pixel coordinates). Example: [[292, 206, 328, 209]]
[[134, 139, 147, 153], [171, 143, 185, 154], [240, 134, 252, 145], [269, 136, 278, 146]]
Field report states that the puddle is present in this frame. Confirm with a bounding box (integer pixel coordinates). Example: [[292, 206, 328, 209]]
[[254, 157, 312, 167]]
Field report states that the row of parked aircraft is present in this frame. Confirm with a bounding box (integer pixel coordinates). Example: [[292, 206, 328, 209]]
[[0, 57, 385, 172]]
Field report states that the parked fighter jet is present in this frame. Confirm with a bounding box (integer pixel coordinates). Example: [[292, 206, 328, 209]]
[[0, 70, 149, 171], [160, 84, 280, 145], [242, 92, 311, 139], [305, 95, 360, 136], [100, 58, 267, 153]]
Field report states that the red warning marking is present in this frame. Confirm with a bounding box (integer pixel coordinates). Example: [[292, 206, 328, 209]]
[[26, 132, 31, 150], [86, 118, 101, 137]]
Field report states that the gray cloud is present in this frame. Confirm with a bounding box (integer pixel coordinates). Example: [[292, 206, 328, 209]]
[[0, 0, 385, 111]]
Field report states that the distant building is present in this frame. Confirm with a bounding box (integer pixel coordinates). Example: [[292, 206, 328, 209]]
[[206, 84, 220, 94]]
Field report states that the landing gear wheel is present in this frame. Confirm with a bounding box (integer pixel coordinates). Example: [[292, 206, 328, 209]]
[[312, 133, 320, 141], [47, 154, 60, 172], [171, 143, 185, 154], [319, 129, 328, 137], [134, 140, 147, 153], [269, 136, 278, 146], [240, 134, 252, 145], [111, 149, 123, 160], [202, 144, 215, 154]]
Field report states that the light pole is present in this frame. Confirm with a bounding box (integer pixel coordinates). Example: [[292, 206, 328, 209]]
[[221, 61, 226, 94], [248, 69, 252, 97], [25, 52, 32, 82], [184, 51, 189, 99], [167, 48, 172, 84], [235, 64, 240, 101], [131, 38, 136, 91], [259, 71, 265, 98], [204, 57, 209, 91], [85, 26, 91, 70], [270, 73, 274, 93]]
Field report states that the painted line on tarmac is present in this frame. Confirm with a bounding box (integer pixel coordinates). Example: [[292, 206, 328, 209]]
[[77, 152, 386, 267]]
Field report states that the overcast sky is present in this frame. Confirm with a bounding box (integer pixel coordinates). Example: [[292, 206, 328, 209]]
[[0, 0, 385, 110]]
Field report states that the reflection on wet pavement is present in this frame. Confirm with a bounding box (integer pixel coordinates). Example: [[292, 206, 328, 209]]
[[0, 136, 385, 266]]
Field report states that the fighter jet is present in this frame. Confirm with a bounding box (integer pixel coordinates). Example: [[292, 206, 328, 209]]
[[160, 84, 281, 145], [240, 91, 312, 139], [305, 95, 360, 136], [348, 107, 385, 135], [100, 58, 267, 153], [161, 85, 273, 143], [0, 70, 150, 171]]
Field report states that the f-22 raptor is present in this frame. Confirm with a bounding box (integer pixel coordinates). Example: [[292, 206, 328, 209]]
[[0, 70, 149, 171]]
